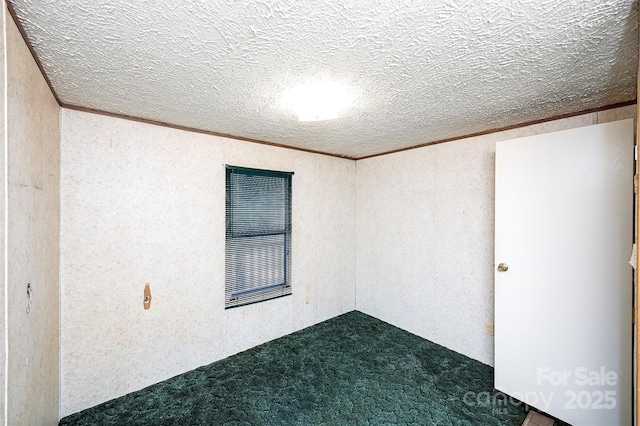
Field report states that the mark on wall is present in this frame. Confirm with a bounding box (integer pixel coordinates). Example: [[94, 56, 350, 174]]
[[143, 283, 152, 310], [26, 282, 32, 314]]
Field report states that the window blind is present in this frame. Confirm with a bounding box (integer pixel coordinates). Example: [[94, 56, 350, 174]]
[[225, 165, 293, 308]]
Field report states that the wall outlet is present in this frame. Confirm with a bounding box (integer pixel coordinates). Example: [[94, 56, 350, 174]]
[[485, 322, 494, 336]]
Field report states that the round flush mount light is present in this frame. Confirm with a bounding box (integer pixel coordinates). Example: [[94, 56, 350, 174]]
[[281, 81, 350, 122]]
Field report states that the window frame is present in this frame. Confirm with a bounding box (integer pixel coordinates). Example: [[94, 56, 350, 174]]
[[224, 165, 293, 309]]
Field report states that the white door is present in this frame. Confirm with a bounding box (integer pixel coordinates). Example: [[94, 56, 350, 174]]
[[494, 119, 633, 426]]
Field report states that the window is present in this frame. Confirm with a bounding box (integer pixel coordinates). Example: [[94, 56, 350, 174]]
[[225, 165, 293, 308]]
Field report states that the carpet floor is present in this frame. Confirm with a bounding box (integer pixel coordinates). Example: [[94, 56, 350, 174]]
[[60, 311, 532, 425]]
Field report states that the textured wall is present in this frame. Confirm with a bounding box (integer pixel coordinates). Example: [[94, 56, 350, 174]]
[[58, 100, 636, 414], [10, 0, 639, 158], [60, 109, 356, 416], [356, 104, 637, 366], [5, 6, 61, 425]]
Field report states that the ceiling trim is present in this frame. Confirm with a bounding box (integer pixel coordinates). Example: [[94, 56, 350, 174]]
[[63, 100, 637, 162], [357, 99, 638, 160], [61, 103, 356, 159], [6, 0, 61, 106]]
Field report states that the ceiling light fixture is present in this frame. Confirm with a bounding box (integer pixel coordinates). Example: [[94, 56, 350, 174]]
[[282, 81, 350, 122]]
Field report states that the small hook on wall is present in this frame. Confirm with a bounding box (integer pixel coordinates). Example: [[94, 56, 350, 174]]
[[143, 283, 152, 310]]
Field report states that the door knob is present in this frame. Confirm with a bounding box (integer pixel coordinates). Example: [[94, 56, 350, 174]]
[[497, 263, 509, 272]]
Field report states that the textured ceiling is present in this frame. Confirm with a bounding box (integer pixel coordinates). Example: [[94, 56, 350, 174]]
[[8, 0, 639, 159]]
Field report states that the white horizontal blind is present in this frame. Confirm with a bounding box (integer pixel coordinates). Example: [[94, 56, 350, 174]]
[[225, 166, 293, 308]]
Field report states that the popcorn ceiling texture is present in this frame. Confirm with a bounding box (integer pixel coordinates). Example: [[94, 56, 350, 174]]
[[9, 0, 639, 158]]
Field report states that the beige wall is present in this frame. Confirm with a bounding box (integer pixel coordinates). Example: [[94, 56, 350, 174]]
[[59, 103, 637, 417], [59, 109, 357, 416], [356, 105, 636, 366], [60, 104, 637, 416], [5, 6, 61, 425]]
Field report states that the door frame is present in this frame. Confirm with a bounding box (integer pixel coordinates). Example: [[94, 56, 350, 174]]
[[635, 28, 639, 426]]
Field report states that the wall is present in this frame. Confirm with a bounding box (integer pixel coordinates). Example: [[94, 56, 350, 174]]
[[58, 82, 635, 416], [356, 105, 636, 366], [59, 109, 357, 416], [5, 5, 61, 425]]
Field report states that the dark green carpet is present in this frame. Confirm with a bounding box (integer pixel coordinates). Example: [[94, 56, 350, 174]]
[[60, 311, 530, 425]]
